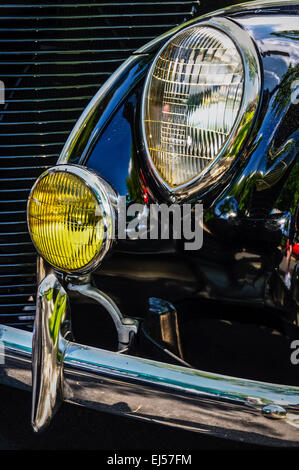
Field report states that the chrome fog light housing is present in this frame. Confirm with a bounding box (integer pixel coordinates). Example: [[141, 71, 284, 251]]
[[142, 17, 261, 198], [27, 165, 117, 274]]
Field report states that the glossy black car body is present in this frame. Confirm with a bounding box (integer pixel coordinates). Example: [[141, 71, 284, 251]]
[[0, 0, 298, 447]]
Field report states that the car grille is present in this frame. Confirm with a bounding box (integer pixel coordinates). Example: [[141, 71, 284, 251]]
[[0, 1, 199, 329]]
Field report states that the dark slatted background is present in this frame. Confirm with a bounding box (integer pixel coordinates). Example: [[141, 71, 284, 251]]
[[0, 1, 199, 329]]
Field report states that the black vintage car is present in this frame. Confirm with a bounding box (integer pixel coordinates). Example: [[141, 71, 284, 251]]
[[0, 0, 298, 447]]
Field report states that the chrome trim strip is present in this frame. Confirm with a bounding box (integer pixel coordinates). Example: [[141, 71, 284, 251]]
[[141, 16, 261, 201], [0, 322, 298, 445]]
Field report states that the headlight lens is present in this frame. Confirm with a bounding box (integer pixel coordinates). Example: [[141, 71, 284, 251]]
[[27, 166, 115, 273], [143, 24, 245, 189]]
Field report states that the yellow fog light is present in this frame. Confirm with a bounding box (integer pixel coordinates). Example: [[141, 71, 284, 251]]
[[27, 165, 116, 273]]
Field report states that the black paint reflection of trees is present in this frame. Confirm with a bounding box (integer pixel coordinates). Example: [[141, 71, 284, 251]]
[[276, 162, 299, 215], [272, 63, 299, 117], [272, 30, 299, 42]]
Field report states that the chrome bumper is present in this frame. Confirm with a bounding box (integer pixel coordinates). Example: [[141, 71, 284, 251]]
[[0, 275, 299, 446]]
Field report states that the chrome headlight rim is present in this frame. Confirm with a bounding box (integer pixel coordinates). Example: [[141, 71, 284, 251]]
[[27, 164, 117, 276], [141, 16, 261, 201]]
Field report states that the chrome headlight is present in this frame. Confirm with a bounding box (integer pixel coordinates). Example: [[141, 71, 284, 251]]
[[142, 17, 260, 197]]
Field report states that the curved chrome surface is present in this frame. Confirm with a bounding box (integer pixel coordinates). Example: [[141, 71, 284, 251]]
[[0, 325, 32, 391], [0, 321, 299, 446], [1, 269, 299, 444], [63, 342, 299, 410], [31, 273, 71, 432], [63, 342, 299, 446], [141, 16, 261, 201], [27, 164, 118, 275]]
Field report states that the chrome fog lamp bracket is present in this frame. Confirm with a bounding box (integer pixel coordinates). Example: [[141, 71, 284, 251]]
[[66, 274, 139, 351]]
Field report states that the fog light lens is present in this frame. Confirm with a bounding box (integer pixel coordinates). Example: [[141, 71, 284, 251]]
[[27, 165, 115, 273]]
